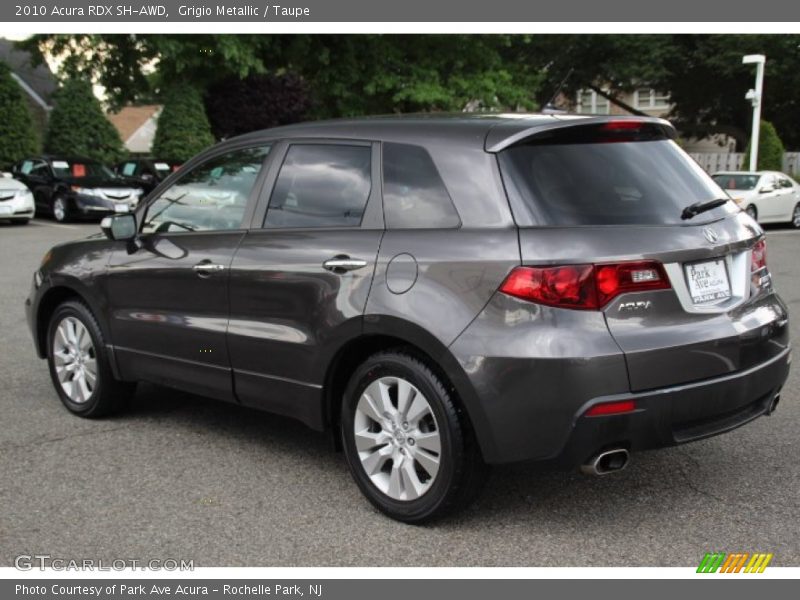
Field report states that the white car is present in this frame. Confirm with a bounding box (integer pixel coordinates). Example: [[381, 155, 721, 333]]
[[0, 174, 35, 224], [712, 170, 800, 228]]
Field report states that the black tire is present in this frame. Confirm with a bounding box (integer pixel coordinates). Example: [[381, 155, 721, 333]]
[[51, 195, 70, 223], [745, 204, 758, 221], [46, 300, 135, 418], [341, 350, 488, 523]]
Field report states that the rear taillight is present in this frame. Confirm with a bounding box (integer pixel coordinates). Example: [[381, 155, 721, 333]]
[[499, 260, 670, 310], [751, 239, 767, 272]]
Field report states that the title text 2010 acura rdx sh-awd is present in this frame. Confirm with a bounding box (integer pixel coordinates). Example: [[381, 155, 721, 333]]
[[25, 115, 790, 523]]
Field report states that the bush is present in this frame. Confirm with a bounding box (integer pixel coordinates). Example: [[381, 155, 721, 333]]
[[204, 73, 311, 139], [0, 60, 39, 168], [45, 76, 125, 164], [743, 120, 785, 172], [153, 86, 215, 161]]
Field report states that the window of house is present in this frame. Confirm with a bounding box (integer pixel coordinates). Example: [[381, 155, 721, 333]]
[[576, 90, 610, 115], [634, 88, 670, 110]]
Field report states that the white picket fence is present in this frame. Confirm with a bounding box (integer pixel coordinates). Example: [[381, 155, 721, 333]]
[[689, 152, 800, 175]]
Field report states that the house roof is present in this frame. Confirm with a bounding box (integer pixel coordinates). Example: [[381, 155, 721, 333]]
[[108, 105, 162, 142], [0, 38, 57, 106]]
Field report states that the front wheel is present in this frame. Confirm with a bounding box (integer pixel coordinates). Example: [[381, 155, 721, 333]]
[[745, 204, 758, 221], [46, 300, 134, 417], [52, 195, 70, 222], [341, 350, 487, 523], [791, 203, 800, 229]]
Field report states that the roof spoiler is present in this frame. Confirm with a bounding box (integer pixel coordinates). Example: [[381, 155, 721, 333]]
[[484, 115, 677, 153]]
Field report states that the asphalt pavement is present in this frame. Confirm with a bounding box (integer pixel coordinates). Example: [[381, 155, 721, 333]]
[[1, 218, 798, 567]]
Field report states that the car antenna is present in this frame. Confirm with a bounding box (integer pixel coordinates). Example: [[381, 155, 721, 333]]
[[542, 67, 574, 114]]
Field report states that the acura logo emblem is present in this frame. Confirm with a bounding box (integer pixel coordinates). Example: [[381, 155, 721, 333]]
[[703, 227, 719, 243]]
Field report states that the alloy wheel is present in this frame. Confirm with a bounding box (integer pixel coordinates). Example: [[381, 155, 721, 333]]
[[793, 205, 800, 228], [53, 197, 66, 222], [353, 376, 441, 501], [52, 316, 97, 403]]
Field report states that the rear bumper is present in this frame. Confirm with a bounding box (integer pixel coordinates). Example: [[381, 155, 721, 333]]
[[555, 346, 790, 467], [449, 291, 791, 465]]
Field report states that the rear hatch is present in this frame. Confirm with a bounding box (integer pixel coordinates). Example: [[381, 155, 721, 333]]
[[496, 119, 789, 392]]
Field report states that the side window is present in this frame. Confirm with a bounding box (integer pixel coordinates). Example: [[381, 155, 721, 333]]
[[29, 161, 50, 177], [120, 162, 137, 177], [382, 143, 460, 228], [779, 176, 793, 189], [264, 144, 371, 228], [142, 145, 270, 234]]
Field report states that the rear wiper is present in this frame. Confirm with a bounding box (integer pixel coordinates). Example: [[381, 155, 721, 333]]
[[681, 198, 729, 220]]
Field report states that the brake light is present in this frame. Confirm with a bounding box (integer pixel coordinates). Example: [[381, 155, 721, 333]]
[[600, 120, 643, 131], [751, 239, 767, 272], [584, 399, 637, 417], [499, 260, 670, 310]]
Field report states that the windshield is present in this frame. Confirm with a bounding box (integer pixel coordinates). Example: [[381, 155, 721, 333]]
[[711, 173, 760, 191], [499, 139, 735, 226], [50, 159, 116, 180]]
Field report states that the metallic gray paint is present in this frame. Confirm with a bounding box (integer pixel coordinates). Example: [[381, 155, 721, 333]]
[[25, 114, 792, 468]]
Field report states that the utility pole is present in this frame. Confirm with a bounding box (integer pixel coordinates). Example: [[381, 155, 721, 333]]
[[742, 54, 766, 172]]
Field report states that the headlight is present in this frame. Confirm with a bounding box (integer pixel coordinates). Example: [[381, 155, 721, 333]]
[[70, 186, 96, 195], [15, 189, 33, 200]]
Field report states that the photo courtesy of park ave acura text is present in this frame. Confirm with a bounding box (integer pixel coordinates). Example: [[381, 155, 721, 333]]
[[0, 32, 798, 567]]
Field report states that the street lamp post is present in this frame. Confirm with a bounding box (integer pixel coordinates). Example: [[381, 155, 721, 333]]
[[742, 54, 766, 172]]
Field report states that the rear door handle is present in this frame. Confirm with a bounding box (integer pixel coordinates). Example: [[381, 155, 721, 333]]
[[323, 256, 368, 273]]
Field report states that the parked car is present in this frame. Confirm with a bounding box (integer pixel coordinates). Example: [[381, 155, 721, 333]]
[[712, 170, 800, 227], [12, 156, 145, 222], [114, 158, 182, 193], [0, 173, 35, 224], [25, 115, 790, 523]]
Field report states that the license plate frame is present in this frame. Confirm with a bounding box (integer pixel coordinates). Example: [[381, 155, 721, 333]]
[[684, 258, 732, 304]]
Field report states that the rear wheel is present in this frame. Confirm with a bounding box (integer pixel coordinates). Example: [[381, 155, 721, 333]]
[[46, 300, 134, 417], [791, 203, 800, 228], [341, 350, 487, 523], [745, 204, 758, 221]]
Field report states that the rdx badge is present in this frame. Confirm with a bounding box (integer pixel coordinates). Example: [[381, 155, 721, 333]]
[[618, 300, 653, 312]]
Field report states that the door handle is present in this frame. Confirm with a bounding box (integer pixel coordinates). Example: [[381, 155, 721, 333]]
[[323, 256, 368, 273], [193, 261, 227, 277]]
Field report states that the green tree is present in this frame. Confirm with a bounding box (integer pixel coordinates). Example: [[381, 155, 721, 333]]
[[0, 60, 39, 167], [45, 76, 125, 163], [152, 86, 214, 161], [743, 120, 785, 171], [19, 34, 543, 116]]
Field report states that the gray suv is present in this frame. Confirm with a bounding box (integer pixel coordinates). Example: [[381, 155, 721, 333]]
[[25, 115, 791, 523]]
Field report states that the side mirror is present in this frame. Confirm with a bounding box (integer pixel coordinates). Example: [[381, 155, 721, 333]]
[[100, 214, 137, 241], [759, 185, 775, 194]]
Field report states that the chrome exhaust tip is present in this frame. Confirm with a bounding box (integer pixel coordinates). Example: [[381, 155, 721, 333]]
[[766, 394, 780, 416], [580, 448, 630, 476]]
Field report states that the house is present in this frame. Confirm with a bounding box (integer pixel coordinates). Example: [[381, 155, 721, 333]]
[[0, 38, 57, 139], [107, 104, 162, 155], [572, 87, 736, 153]]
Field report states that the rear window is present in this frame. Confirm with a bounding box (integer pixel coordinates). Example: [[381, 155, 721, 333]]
[[499, 135, 734, 226]]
